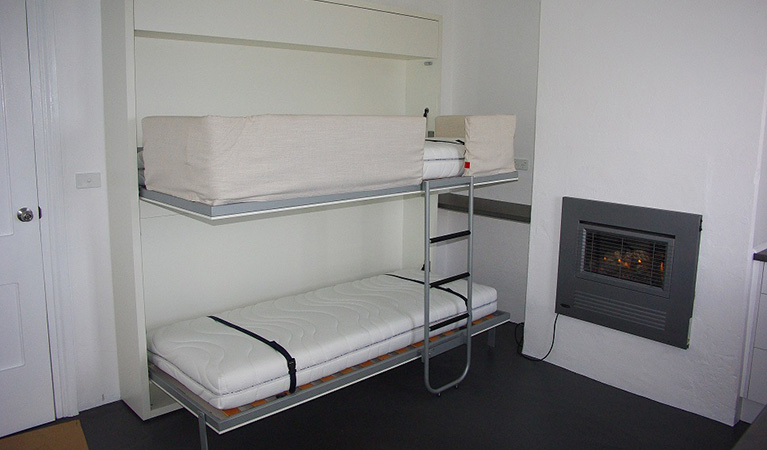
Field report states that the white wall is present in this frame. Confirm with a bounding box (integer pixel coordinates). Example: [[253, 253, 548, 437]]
[[362, 0, 455, 116], [527, 0, 767, 424], [449, 0, 539, 206], [50, 0, 120, 411], [433, 0, 540, 322], [436, 211, 530, 321]]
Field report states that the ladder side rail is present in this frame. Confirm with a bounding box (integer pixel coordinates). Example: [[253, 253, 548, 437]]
[[465, 175, 474, 358], [467, 175, 474, 329], [422, 177, 475, 395], [423, 180, 432, 381]]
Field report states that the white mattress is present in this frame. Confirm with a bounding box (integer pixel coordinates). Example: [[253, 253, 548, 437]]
[[141, 114, 516, 207], [422, 139, 465, 179], [140, 138, 464, 186], [435, 115, 517, 177], [147, 269, 497, 410], [142, 115, 426, 206]]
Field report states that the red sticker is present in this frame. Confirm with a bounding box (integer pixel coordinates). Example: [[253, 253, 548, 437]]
[[464, 161, 471, 169]]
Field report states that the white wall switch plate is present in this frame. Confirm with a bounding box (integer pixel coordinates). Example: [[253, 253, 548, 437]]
[[75, 172, 101, 189]]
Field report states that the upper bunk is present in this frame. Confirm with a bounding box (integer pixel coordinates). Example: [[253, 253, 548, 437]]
[[138, 113, 519, 220], [126, 1, 517, 221]]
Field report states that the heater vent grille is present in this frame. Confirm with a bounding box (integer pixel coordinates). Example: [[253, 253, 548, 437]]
[[581, 225, 671, 289], [573, 290, 667, 330]]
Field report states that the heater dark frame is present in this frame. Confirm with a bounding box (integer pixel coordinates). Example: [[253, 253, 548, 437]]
[[555, 197, 702, 349]]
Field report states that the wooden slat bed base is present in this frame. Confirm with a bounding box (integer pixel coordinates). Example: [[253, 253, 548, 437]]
[[149, 311, 510, 434]]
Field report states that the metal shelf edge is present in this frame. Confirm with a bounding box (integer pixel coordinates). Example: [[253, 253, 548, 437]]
[[139, 172, 518, 221]]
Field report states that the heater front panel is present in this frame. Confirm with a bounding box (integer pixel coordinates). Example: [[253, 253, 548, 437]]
[[555, 197, 702, 349]]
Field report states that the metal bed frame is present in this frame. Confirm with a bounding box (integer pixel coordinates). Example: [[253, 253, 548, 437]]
[[139, 172, 516, 219], [141, 172, 517, 449]]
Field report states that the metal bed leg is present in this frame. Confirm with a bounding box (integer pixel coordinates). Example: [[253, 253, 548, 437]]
[[487, 328, 497, 348], [197, 410, 209, 450]]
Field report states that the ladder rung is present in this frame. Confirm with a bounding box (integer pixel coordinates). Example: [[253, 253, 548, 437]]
[[430, 272, 469, 288], [429, 313, 470, 332], [430, 230, 470, 244]]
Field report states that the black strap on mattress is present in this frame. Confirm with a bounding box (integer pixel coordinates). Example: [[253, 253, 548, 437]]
[[385, 273, 468, 306], [208, 315, 297, 394], [426, 138, 465, 145]]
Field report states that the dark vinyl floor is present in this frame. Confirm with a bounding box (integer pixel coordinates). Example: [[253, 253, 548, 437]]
[[77, 324, 748, 450]]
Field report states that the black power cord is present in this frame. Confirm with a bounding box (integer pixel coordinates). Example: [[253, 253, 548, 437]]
[[514, 314, 560, 362]]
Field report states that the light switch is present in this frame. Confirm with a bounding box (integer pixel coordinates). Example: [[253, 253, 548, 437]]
[[75, 172, 101, 189]]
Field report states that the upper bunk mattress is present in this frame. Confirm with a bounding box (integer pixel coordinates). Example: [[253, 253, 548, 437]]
[[422, 139, 465, 179], [435, 115, 516, 177], [147, 269, 497, 410], [142, 115, 426, 206]]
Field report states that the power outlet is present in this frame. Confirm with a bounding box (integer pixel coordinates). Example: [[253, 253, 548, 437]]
[[515, 158, 529, 171]]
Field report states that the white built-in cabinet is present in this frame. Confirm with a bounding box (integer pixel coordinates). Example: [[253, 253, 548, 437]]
[[741, 257, 767, 422], [102, 0, 442, 420]]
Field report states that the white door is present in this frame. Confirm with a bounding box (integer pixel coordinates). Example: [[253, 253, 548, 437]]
[[0, 0, 56, 437]]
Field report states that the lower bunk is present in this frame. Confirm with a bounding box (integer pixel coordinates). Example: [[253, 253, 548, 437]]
[[146, 270, 510, 448]]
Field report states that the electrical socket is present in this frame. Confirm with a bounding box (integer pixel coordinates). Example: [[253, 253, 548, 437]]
[[515, 158, 529, 171]]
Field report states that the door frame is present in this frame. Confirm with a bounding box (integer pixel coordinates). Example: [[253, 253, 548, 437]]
[[24, 0, 78, 418]]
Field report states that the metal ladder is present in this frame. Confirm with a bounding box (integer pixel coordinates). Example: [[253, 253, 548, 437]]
[[422, 175, 474, 395]]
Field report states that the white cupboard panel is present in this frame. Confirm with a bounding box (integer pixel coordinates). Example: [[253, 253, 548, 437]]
[[134, 0, 440, 59], [104, 0, 442, 421], [762, 263, 767, 294], [0, 283, 23, 371], [0, 66, 12, 237], [756, 294, 767, 350], [748, 348, 767, 404]]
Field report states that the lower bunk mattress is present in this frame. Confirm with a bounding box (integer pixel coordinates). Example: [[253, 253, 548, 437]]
[[147, 269, 497, 410]]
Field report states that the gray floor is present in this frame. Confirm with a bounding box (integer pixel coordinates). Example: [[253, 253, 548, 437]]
[[77, 324, 748, 449]]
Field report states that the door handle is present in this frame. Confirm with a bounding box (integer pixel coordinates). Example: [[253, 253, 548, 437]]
[[16, 207, 34, 222]]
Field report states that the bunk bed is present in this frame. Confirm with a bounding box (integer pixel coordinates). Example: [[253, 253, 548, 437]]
[[102, 1, 519, 449], [138, 113, 517, 448]]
